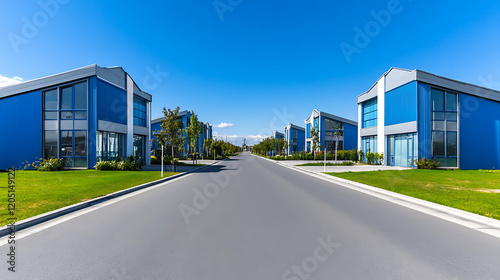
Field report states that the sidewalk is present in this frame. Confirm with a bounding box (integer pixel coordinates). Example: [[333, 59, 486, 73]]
[[277, 160, 409, 173]]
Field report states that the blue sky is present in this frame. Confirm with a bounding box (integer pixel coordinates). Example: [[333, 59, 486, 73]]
[[1, 0, 500, 144]]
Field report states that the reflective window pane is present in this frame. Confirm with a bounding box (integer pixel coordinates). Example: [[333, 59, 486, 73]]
[[61, 87, 73, 109], [60, 111, 73, 119], [446, 112, 457, 121], [432, 131, 445, 156], [74, 111, 87, 119], [431, 89, 444, 111], [63, 158, 73, 167], [447, 121, 458, 131], [446, 158, 457, 168], [44, 111, 58, 120], [433, 121, 445, 131], [44, 89, 58, 110], [447, 131, 457, 157], [74, 131, 86, 156], [74, 82, 87, 110], [432, 112, 445, 121], [446, 92, 458, 111], [61, 131, 73, 156], [44, 131, 58, 159], [74, 158, 87, 168]]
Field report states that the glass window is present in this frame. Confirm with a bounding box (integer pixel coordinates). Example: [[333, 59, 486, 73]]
[[432, 131, 445, 156], [61, 87, 73, 109], [74, 158, 87, 168], [74, 111, 87, 120], [447, 121, 458, 131], [446, 112, 457, 121], [362, 98, 378, 128], [447, 131, 457, 157], [61, 131, 73, 156], [74, 82, 87, 110], [63, 158, 73, 168], [446, 92, 458, 111], [44, 89, 58, 110], [433, 121, 445, 131], [432, 112, 445, 121], [60, 111, 73, 119], [74, 131, 86, 156], [45, 111, 58, 120], [431, 89, 444, 111], [44, 131, 58, 159], [133, 135, 145, 163], [133, 97, 147, 127]]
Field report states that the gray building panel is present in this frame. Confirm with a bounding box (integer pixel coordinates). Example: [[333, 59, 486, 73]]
[[360, 127, 377, 137], [0, 65, 97, 99], [385, 68, 416, 92], [97, 120, 128, 134], [384, 121, 417, 135]]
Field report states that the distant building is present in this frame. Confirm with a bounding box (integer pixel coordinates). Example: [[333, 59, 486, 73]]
[[304, 109, 358, 153], [151, 110, 212, 157], [0, 65, 152, 169], [284, 123, 305, 155], [271, 130, 284, 155], [358, 67, 500, 169]]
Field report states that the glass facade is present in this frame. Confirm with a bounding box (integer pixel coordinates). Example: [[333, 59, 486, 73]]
[[362, 136, 377, 154], [96, 131, 125, 162], [362, 98, 378, 128], [133, 135, 146, 163], [43, 81, 88, 168], [431, 88, 458, 167], [133, 96, 147, 127], [387, 133, 417, 168], [324, 118, 343, 153]]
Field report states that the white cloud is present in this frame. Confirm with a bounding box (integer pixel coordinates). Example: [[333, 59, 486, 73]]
[[214, 122, 234, 128], [213, 132, 265, 145], [0, 74, 23, 88]]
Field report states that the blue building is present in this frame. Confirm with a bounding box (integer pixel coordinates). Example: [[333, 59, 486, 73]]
[[284, 123, 305, 155], [357, 67, 500, 169], [304, 109, 358, 153], [151, 111, 212, 157], [0, 65, 152, 169], [271, 130, 284, 155]]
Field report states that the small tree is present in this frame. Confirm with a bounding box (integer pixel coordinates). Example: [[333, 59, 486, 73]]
[[310, 127, 321, 160], [203, 138, 212, 158], [276, 138, 285, 156], [332, 123, 343, 163], [186, 111, 203, 164], [154, 107, 184, 172]]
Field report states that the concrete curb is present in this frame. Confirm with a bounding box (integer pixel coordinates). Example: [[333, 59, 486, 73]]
[[0, 160, 221, 238], [253, 154, 500, 238]]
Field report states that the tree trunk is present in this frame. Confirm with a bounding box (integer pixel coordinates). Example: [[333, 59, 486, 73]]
[[171, 145, 175, 172]]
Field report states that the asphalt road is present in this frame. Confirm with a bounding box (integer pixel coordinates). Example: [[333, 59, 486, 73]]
[[1, 152, 499, 279]]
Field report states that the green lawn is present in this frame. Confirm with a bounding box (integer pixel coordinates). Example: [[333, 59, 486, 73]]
[[329, 170, 500, 220], [0, 170, 177, 226]]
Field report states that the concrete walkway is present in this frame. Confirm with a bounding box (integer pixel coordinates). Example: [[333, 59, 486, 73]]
[[142, 159, 218, 172], [277, 160, 409, 173]]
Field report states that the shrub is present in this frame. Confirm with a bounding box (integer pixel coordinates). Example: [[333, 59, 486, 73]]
[[95, 155, 142, 171], [151, 156, 161, 165], [415, 158, 439, 169], [366, 152, 376, 165], [95, 161, 115, 171], [358, 149, 365, 163], [33, 158, 64, 171], [348, 149, 359, 162]]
